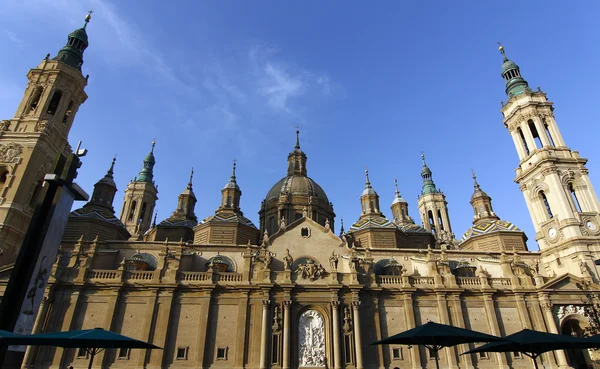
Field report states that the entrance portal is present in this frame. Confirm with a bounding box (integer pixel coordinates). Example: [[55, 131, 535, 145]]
[[298, 310, 325, 367], [561, 318, 591, 369]]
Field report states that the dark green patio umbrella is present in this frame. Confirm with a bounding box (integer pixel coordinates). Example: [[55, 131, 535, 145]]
[[23, 327, 161, 369], [371, 321, 504, 369], [0, 330, 26, 346], [462, 329, 596, 369]]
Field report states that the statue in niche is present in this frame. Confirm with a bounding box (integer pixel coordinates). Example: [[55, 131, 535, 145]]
[[580, 260, 591, 278], [343, 306, 353, 333], [298, 310, 326, 367], [283, 249, 293, 271], [272, 304, 282, 332], [329, 251, 339, 270]]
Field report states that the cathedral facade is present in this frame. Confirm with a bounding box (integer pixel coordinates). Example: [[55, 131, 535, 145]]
[[1, 19, 600, 369]]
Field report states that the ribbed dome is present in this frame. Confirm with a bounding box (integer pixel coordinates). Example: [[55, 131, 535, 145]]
[[265, 175, 329, 203], [470, 187, 489, 202]]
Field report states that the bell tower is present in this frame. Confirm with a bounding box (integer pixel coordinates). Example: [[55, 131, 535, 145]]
[[0, 13, 91, 265], [499, 45, 600, 275]]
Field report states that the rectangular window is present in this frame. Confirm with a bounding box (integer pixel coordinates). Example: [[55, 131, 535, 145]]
[[513, 351, 523, 359], [118, 348, 130, 359], [216, 347, 228, 360], [271, 334, 280, 364], [176, 346, 189, 360], [428, 349, 437, 360], [392, 347, 402, 360], [77, 348, 88, 358], [478, 351, 489, 360]]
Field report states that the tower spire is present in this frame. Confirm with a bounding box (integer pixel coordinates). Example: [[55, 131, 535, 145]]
[[188, 167, 194, 189], [472, 169, 480, 189], [365, 169, 372, 189], [136, 141, 156, 184], [420, 152, 438, 194], [295, 127, 301, 149], [498, 43, 530, 97], [54, 12, 92, 70]]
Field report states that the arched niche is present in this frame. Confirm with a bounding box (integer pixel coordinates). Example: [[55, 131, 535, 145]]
[[298, 309, 327, 367]]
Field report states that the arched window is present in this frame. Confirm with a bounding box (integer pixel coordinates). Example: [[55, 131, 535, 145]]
[[127, 201, 137, 222], [528, 120, 542, 149], [369, 200, 374, 212], [543, 119, 555, 147], [485, 204, 491, 214], [428, 210, 436, 234], [268, 216, 275, 234], [437, 210, 444, 230], [62, 101, 74, 123], [29, 87, 44, 112], [569, 183, 582, 212], [139, 202, 148, 223], [517, 127, 529, 155], [46, 90, 62, 115], [226, 195, 232, 207], [540, 192, 553, 219]]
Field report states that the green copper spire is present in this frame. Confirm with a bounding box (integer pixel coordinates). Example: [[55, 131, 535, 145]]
[[54, 11, 92, 70], [136, 141, 156, 184], [420, 153, 438, 195], [498, 43, 531, 98]]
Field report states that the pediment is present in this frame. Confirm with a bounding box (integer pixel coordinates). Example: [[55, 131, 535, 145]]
[[539, 273, 599, 292], [266, 217, 348, 270]]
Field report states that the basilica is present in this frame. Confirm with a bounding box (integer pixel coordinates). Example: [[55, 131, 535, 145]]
[[1, 15, 600, 369]]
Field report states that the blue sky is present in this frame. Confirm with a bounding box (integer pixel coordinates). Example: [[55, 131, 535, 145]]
[[1, 1, 599, 250]]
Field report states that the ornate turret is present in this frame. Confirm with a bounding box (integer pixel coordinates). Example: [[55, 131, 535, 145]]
[[54, 11, 92, 70], [136, 142, 156, 184], [421, 153, 438, 195], [87, 157, 118, 211], [391, 178, 412, 225], [194, 161, 259, 245], [470, 170, 499, 223], [360, 170, 383, 217], [499, 44, 531, 98], [219, 160, 242, 212], [287, 129, 307, 176]]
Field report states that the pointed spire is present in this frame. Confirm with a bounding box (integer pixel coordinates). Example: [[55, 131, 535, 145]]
[[392, 178, 407, 205], [420, 153, 438, 195], [54, 12, 92, 70], [295, 127, 301, 149], [362, 169, 376, 196], [394, 178, 400, 196], [188, 167, 194, 189], [498, 42, 508, 62], [472, 169, 480, 189], [339, 217, 345, 236], [84, 10, 93, 28], [224, 160, 240, 190], [136, 141, 156, 184]]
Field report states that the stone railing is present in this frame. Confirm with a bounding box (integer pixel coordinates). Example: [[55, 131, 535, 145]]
[[489, 277, 512, 288], [86, 269, 122, 281], [179, 271, 212, 282], [216, 272, 243, 283], [124, 270, 154, 281], [456, 277, 481, 287], [376, 275, 403, 285], [410, 276, 435, 286]]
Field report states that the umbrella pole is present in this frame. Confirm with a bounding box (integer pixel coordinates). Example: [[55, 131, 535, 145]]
[[433, 347, 440, 369], [88, 348, 96, 369]]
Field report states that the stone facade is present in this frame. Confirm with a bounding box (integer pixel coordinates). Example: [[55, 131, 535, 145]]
[[0, 22, 600, 369]]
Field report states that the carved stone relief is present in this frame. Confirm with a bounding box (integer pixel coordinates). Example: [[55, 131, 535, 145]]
[[0, 143, 23, 163], [296, 259, 326, 281], [553, 304, 587, 322], [298, 310, 325, 367]]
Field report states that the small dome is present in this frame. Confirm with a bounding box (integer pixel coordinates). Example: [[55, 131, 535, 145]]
[[421, 165, 432, 176], [97, 175, 116, 188], [265, 175, 329, 203], [470, 187, 489, 201], [69, 27, 89, 43], [126, 252, 158, 270], [224, 181, 240, 191], [392, 195, 407, 205], [461, 219, 522, 241], [362, 187, 377, 196], [501, 60, 519, 75]]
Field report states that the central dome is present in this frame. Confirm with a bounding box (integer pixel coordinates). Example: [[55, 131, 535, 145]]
[[265, 175, 329, 203], [259, 130, 335, 235]]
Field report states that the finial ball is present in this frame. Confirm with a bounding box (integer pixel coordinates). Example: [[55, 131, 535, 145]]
[[498, 45, 504, 52]]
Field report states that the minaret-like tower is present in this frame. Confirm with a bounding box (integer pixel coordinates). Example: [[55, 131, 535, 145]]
[[470, 170, 499, 223], [219, 161, 242, 213], [499, 45, 600, 274], [171, 168, 197, 222], [417, 154, 455, 245], [391, 179, 413, 225], [0, 13, 91, 264], [120, 142, 159, 239], [360, 170, 383, 218]]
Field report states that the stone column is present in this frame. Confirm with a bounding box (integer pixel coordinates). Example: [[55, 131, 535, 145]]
[[259, 299, 271, 369], [283, 300, 292, 369], [21, 296, 50, 368], [136, 289, 160, 367], [511, 130, 527, 159], [482, 294, 508, 368], [529, 298, 558, 368], [98, 291, 120, 368], [514, 293, 532, 329], [540, 299, 570, 368], [447, 294, 473, 369], [436, 293, 458, 369], [520, 121, 538, 151], [352, 301, 364, 369], [51, 290, 83, 368], [372, 295, 385, 369], [194, 289, 213, 368], [403, 292, 422, 369], [331, 301, 342, 369], [235, 290, 251, 368]]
